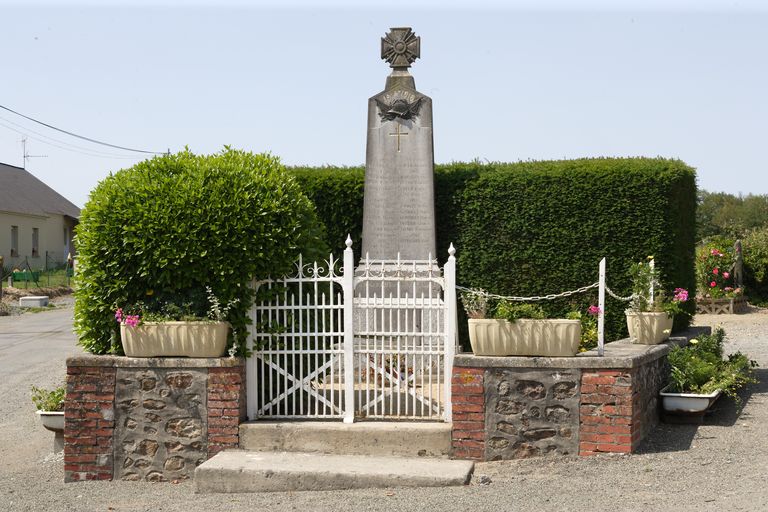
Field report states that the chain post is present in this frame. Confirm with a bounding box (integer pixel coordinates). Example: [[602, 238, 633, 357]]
[[598, 258, 606, 357]]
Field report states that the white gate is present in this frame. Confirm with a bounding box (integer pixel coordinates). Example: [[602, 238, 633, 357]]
[[247, 238, 456, 422]]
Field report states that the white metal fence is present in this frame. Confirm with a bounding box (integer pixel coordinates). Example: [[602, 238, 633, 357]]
[[247, 238, 456, 423]]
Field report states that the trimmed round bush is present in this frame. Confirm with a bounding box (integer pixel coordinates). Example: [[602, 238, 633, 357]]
[[74, 148, 326, 355]]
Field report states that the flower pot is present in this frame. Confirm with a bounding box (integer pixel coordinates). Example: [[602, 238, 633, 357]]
[[36, 410, 64, 432], [659, 385, 721, 424], [467, 318, 581, 357], [120, 321, 230, 357], [695, 295, 748, 315], [625, 311, 673, 345]]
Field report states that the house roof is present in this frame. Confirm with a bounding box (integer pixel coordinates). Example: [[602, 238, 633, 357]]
[[0, 162, 80, 218]]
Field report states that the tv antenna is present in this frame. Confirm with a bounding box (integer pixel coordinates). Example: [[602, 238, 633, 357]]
[[20, 137, 48, 169]]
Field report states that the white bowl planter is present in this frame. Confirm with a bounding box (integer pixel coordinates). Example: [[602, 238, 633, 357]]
[[468, 318, 581, 357], [659, 385, 722, 414], [625, 311, 673, 345], [120, 321, 230, 357], [36, 410, 64, 432]]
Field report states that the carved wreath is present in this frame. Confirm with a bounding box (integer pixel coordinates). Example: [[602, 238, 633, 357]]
[[375, 97, 423, 121]]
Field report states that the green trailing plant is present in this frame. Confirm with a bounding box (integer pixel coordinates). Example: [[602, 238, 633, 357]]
[[289, 158, 697, 344], [459, 289, 489, 319], [667, 328, 758, 401], [31, 385, 65, 412], [74, 148, 327, 356], [566, 305, 600, 352]]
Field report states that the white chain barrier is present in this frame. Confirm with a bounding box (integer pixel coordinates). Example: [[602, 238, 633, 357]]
[[456, 283, 599, 302], [605, 286, 637, 302]]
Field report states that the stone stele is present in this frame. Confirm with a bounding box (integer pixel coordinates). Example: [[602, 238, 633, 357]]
[[361, 27, 437, 261]]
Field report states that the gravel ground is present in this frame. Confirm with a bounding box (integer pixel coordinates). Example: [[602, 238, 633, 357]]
[[1, 305, 767, 512]]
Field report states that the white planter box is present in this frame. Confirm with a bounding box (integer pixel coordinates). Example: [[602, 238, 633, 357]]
[[625, 311, 673, 345], [660, 385, 721, 413], [120, 321, 230, 357], [36, 410, 64, 432], [468, 318, 581, 357]]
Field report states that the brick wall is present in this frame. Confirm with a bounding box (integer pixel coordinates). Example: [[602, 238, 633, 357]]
[[65, 366, 116, 481], [451, 367, 485, 460], [207, 366, 247, 458], [65, 356, 246, 482]]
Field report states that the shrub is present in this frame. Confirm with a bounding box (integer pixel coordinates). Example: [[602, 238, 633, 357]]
[[744, 227, 768, 304], [31, 385, 65, 412], [74, 148, 327, 355], [287, 158, 697, 343], [695, 238, 741, 299]]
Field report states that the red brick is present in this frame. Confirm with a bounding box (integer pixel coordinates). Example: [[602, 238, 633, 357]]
[[452, 394, 484, 405], [453, 367, 484, 376], [453, 439, 484, 450], [208, 400, 239, 409], [452, 402, 484, 413], [580, 433, 615, 444], [582, 376, 616, 385], [452, 412, 484, 422], [579, 451, 598, 457], [208, 392, 240, 401], [65, 454, 96, 463], [208, 416, 239, 427], [597, 424, 631, 435], [580, 384, 596, 393], [453, 430, 485, 441], [452, 384, 483, 395], [452, 373, 483, 385], [208, 427, 239, 435], [581, 415, 611, 425], [222, 408, 240, 416], [616, 435, 632, 445], [453, 421, 484, 430], [209, 435, 238, 444], [452, 448, 484, 460], [579, 442, 598, 452], [596, 444, 631, 453]]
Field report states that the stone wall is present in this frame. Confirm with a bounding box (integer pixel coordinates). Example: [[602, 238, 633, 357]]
[[451, 331, 702, 461], [65, 356, 245, 483], [485, 369, 580, 459]]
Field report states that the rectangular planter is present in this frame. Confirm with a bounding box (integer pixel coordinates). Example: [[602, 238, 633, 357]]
[[120, 321, 229, 357], [467, 318, 581, 357], [695, 296, 747, 315]]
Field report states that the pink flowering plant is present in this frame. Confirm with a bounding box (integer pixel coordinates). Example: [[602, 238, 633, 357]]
[[696, 243, 742, 299], [566, 304, 601, 352], [115, 286, 238, 328], [628, 258, 690, 317]]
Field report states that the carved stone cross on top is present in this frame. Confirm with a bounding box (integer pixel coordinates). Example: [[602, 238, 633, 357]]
[[381, 27, 420, 70]]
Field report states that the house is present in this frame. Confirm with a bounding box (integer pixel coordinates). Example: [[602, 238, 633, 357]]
[[0, 162, 80, 269]]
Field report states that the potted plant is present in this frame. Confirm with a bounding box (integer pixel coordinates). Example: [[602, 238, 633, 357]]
[[117, 286, 237, 357], [463, 291, 581, 357], [661, 328, 758, 423], [31, 385, 65, 441], [625, 258, 689, 344]]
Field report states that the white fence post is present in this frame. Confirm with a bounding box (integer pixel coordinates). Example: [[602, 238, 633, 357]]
[[246, 279, 257, 420], [342, 235, 355, 423], [443, 244, 457, 422], [649, 258, 655, 305], [598, 258, 606, 357]]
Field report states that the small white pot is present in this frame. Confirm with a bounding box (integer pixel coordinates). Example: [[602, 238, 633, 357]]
[[36, 410, 64, 432], [660, 385, 721, 413], [625, 311, 673, 345]]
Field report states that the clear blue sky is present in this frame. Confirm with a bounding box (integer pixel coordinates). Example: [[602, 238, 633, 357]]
[[1, 1, 766, 208]]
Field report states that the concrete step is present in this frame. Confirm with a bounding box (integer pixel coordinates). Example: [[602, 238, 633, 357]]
[[239, 421, 452, 458], [195, 450, 474, 493]]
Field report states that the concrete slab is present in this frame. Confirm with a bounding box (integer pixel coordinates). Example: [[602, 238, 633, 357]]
[[194, 450, 474, 493], [19, 296, 49, 308], [239, 421, 452, 457]]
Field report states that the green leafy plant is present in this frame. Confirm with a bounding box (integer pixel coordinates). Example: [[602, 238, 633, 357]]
[[493, 301, 546, 322], [460, 289, 489, 319], [31, 385, 65, 412], [667, 328, 758, 401], [627, 259, 690, 317], [74, 148, 327, 356], [566, 306, 600, 352]]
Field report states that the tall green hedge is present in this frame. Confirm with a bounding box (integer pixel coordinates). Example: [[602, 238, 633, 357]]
[[289, 158, 697, 342], [75, 149, 326, 355]]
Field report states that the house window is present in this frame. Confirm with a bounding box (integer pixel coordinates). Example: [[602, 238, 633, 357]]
[[32, 228, 39, 257], [11, 226, 18, 257]]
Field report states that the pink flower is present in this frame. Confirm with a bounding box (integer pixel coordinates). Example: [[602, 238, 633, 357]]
[[723, 272, 730, 279], [712, 267, 719, 275], [710, 281, 717, 288], [587, 305, 602, 316], [115, 308, 123, 323], [725, 287, 733, 292], [673, 288, 689, 302], [124, 315, 140, 327]]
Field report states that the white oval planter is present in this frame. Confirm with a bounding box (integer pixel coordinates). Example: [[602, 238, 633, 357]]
[[625, 311, 673, 345], [660, 385, 721, 413], [36, 410, 64, 432], [120, 321, 230, 357], [468, 318, 581, 357]]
